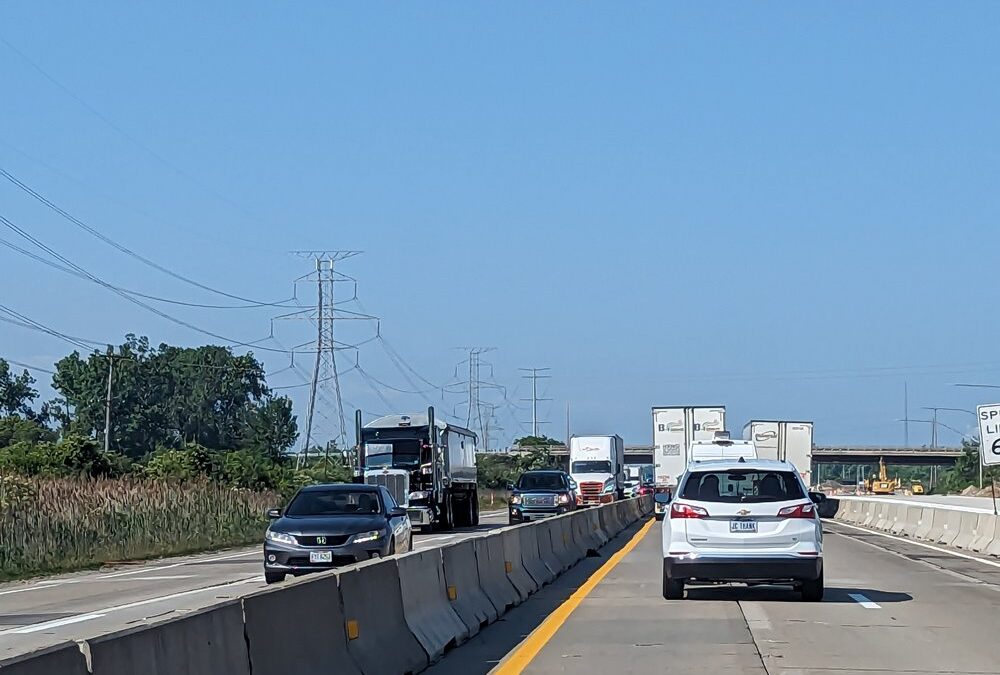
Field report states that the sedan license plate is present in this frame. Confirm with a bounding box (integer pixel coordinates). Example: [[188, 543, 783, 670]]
[[309, 551, 333, 563], [730, 520, 757, 533]]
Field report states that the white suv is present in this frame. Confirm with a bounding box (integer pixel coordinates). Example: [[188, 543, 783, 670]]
[[657, 458, 824, 601]]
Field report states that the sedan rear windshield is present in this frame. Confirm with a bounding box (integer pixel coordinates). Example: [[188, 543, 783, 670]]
[[286, 490, 382, 516], [518, 474, 566, 490], [680, 470, 804, 503]]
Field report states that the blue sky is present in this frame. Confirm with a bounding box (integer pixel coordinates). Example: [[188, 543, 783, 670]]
[[2, 2, 999, 447]]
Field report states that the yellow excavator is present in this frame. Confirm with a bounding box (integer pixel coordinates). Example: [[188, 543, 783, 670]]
[[865, 458, 900, 495]]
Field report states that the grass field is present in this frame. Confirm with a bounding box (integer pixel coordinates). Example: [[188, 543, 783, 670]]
[[0, 474, 276, 581]]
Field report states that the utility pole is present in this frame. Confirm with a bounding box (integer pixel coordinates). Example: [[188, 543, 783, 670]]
[[519, 367, 552, 437], [904, 381, 909, 447], [103, 349, 114, 454]]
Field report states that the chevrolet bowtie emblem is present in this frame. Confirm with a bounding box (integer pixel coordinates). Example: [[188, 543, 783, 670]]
[[316, 536, 327, 545], [737, 509, 751, 517]]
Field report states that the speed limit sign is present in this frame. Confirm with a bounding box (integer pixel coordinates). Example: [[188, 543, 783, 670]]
[[977, 404, 1000, 466]]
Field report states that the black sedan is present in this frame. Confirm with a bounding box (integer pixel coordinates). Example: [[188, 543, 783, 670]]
[[263, 483, 413, 584], [508, 469, 577, 525]]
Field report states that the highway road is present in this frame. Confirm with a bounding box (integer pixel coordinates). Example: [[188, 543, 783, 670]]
[[0, 509, 509, 661], [432, 516, 1000, 675]]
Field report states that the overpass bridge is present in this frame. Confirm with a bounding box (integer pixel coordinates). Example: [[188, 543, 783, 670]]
[[518, 444, 963, 467]]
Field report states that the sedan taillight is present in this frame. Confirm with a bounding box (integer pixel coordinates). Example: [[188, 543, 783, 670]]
[[670, 502, 709, 519], [777, 503, 816, 519]]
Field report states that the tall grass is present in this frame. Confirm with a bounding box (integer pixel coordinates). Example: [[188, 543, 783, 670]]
[[0, 474, 277, 581]]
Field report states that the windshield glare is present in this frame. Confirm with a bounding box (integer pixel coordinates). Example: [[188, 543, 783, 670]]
[[571, 460, 612, 474], [286, 490, 382, 516], [680, 470, 804, 503], [517, 474, 565, 490]]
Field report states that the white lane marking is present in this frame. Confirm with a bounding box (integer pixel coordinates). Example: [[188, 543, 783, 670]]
[[11, 613, 107, 634], [0, 576, 261, 638], [98, 549, 259, 579], [834, 520, 1000, 570], [116, 575, 196, 582], [0, 582, 66, 598], [848, 593, 881, 609]]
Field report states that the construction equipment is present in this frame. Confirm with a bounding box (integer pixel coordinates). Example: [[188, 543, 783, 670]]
[[910, 480, 925, 495], [865, 458, 900, 495]]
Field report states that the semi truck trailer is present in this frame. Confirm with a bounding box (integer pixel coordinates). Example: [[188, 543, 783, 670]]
[[742, 420, 814, 487], [651, 406, 726, 517], [355, 407, 479, 531]]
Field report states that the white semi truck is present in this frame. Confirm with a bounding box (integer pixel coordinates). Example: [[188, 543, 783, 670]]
[[568, 435, 625, 506], [355, 407, 479, 531], [651, 406, 726, 518], [742, 420, 814, 487]]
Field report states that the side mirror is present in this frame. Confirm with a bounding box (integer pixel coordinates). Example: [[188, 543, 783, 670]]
[[266, 508, 282, 519], [654, 493, 671, 505], [388, 507, 407, 518], [808, 492, 827, 504], [506, 482, 515, 491]]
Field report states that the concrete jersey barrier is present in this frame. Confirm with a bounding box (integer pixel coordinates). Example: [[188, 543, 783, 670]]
[[88, 601, 250, 675], [242, 572, 362, 675], [339, 556, 428, 675], [474, 533, 521, 612], [833, 497, 1000, 560], [519, 522, 556, 586], [397, 548, 469, 662], [0, 643, 89, 675], [441, 538, 498, 636], [500, 527, 538, 599]]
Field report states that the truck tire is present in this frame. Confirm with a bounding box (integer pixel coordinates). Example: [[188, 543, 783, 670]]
[[437, 495, 454, 531], [453, 495, 470, 528], [471, 492, 480, 526]]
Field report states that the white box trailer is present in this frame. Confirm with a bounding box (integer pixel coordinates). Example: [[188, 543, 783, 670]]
[[651, 406, 726, 511], [742, 420, 814, 487]]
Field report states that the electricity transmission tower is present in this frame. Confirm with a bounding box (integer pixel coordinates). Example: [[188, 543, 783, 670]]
[[519, 367, 552, 437], [278, 251, 378, 467], [448, 347, 502, 449]]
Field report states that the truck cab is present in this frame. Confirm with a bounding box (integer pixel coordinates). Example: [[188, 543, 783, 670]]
[[569, 435, 625, 506]]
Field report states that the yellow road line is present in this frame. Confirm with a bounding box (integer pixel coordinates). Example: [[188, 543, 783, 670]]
[[493, 518, 656, 674]]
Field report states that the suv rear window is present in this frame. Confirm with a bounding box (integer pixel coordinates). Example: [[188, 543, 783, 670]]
[[680, 470, 804, 503]]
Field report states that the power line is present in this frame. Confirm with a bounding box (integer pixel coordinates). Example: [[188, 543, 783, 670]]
[[1, 357, 56, 375], [0, 35, 266, 223], [0, 166, 287, 305], [0, 212, 325, 355], [0, 236, 297, 309]]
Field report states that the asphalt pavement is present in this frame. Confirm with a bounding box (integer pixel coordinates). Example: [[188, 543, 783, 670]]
[[430, 516, 1000, 675], [0, 509, 509, 660]]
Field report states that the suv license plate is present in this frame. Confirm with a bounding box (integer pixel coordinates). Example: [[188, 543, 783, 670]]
[[309, 551, 333, 563], [730, 520, 757, 533]]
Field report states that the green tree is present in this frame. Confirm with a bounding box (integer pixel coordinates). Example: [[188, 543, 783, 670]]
[[0, 360, 39, 418]]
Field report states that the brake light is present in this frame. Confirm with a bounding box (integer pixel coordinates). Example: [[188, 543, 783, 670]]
[[777, 503, 816, 519], [670, 502, 708, 519]]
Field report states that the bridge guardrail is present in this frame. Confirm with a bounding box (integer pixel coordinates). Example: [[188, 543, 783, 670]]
[[0, 496, 653, 675]]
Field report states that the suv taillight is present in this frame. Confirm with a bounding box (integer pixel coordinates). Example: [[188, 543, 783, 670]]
[[670, 502, 709, 519], [777, 503, 816, 519]]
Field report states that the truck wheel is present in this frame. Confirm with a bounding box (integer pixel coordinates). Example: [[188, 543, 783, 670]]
[[471, 493, 480, 526], [438, 496, 454, 531]]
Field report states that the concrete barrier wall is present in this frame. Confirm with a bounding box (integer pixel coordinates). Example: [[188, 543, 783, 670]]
[[833, 497, 1000, 560], [7, 499, 647, 675], [0, 643, 89, 675], [243, 573, 362, 675], [89, 601, 250, 675], [397, 548, 469, 662], [339, 557, 428, 674], [442, 539, 498, 636]]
